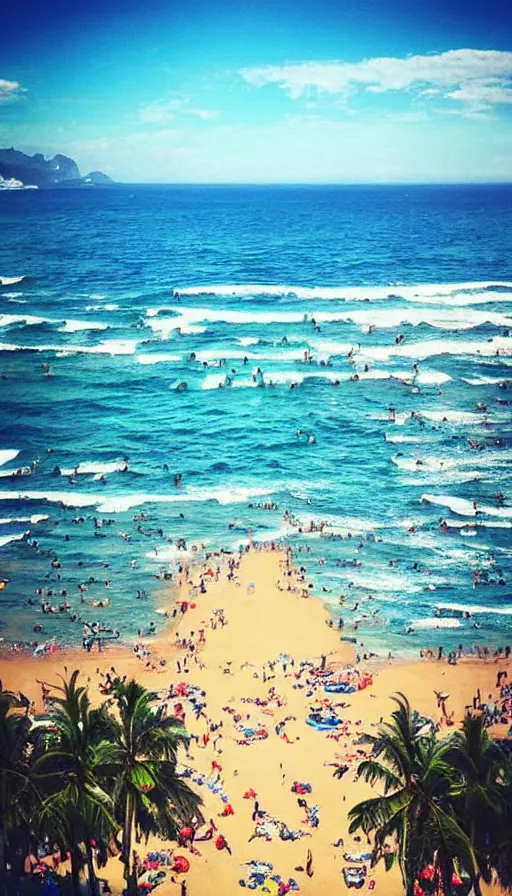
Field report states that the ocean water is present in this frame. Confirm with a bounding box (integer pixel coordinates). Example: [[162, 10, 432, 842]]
[[1, 184, 511, 656]]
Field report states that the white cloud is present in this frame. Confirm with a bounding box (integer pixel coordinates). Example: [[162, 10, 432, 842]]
[[0, 78, 22, 103], [240, 49, 512, 112], [447, 83, 512, 109], [139, 96, 218, 124]]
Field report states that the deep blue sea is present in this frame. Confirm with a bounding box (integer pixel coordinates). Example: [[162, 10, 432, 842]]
[[1, 184, 511, 656]]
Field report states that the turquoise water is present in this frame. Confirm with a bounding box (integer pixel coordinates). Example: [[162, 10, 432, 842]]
[[0, 184, 511, 655]]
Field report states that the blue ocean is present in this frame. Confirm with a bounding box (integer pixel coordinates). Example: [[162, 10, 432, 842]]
[[1, 184, 511, 656]]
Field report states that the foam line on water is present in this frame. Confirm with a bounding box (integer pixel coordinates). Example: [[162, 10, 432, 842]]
[[58, 319, 109, 333], [408, 618, 462, 630], [437, 602, 512, 617], [0, 313, 53, 329], [146, 306, 512, 332], [0, 340, 139, 356], [372, 409, 508, 426], [462, 376, 508, 385], [392, 451, 512, 473], [420, 494, 512, 518], [59, 461, 130, 476], [315, 336, 511, 363], [137, 353, 183, 364], [145, 545, 193, 562], [441, 517, 512, 530], [0, 450, 20, 467], [173, 281, 512, 302], [0, 484, 275, 513], [0, 275, 25, 286], [0, 532, 28, 548], [85, 303, 120, 311]]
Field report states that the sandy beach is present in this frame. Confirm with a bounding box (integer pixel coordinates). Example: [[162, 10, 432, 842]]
[[1, 547, 510, 896]]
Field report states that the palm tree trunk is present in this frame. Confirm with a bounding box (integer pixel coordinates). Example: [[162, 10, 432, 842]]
[[0, 770, 6, 875], [472, 875, 483, 896], [85, 840, 99, 896], [122, 789, 136, 895], [0, 771, 7, 896], [70, 851, 82, 896]]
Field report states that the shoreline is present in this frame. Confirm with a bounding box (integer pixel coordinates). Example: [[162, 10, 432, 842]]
[[1, 547, 510, 896], [1, 536, 509, 664]]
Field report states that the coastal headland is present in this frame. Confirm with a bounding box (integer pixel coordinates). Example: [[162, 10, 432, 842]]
[[1, 547, 509, 895]]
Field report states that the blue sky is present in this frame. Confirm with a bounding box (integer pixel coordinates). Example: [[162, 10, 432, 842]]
[[1, 0, 511, 183]]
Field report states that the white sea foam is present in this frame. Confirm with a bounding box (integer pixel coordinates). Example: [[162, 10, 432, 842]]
[[0, 313, 52, 329], [201, 369, 345, 389], [385, 434, 426, 444], [137, 353, 182, 364], [0, 484, 274, 513], [420, 494, 512, 518], [0, 532, 28, 548], [0, 514, 48, 524], [392, 452, 511, 474], [145, 545, 193, 562], [462, 376, 508, 386], [184, 485, 272, 505], [238, 337, 259, 346], [314, 336, 511, 363], [350, 571, 424, 593], [60, 461, 129, 476], [173, 281, 512, 303], [202, 373, 232, 390], [408, 618, 462, 631], [85, 303, 120, 312], [415, 370, 452, 385], [442, 517, 512, 530], [194, 348, 304, 362], [422, 409, 500, 424], [378, 370, 451, 386], [436, 602, 512, 617], [387, 336, 511, 361], [373, 408, 506, 426], [0, 339, 139, 356], [0, 276, 25, 286], [147, 305, 512, 334], [320, 514, 383, 534], [59, 319, 109, 333], [401, 471, 487, 486], [405, 289, 512, 307], [0, 450, 20, 467], [341, 307, 512, 331]]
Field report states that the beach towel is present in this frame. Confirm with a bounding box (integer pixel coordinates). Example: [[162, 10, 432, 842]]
[[343, 851, 372, 863], [291, 782, 312, 794]]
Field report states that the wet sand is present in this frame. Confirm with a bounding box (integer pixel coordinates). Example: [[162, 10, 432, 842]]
[[0, 548, 509, 895]]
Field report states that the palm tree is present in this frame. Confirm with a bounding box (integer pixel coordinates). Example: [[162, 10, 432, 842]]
[[348, 693, 475, 896], [0, 696, 36, 895], [492, 753, 512, 893], [107, 679, 202, 894], [447, 714, 510, 895], [34, 671, 117, 896]]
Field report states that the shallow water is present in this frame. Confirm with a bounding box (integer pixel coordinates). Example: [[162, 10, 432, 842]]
[[1, 184, 511, 655]]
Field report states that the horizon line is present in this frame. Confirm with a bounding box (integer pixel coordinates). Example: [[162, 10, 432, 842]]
[[44, 180, 512, 188]]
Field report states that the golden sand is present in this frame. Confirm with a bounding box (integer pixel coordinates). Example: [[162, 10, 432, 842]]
[[0, 549, 508, 895]]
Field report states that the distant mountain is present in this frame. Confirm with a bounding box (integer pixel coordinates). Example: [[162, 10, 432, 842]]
[[0, 148, 113, 189]]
